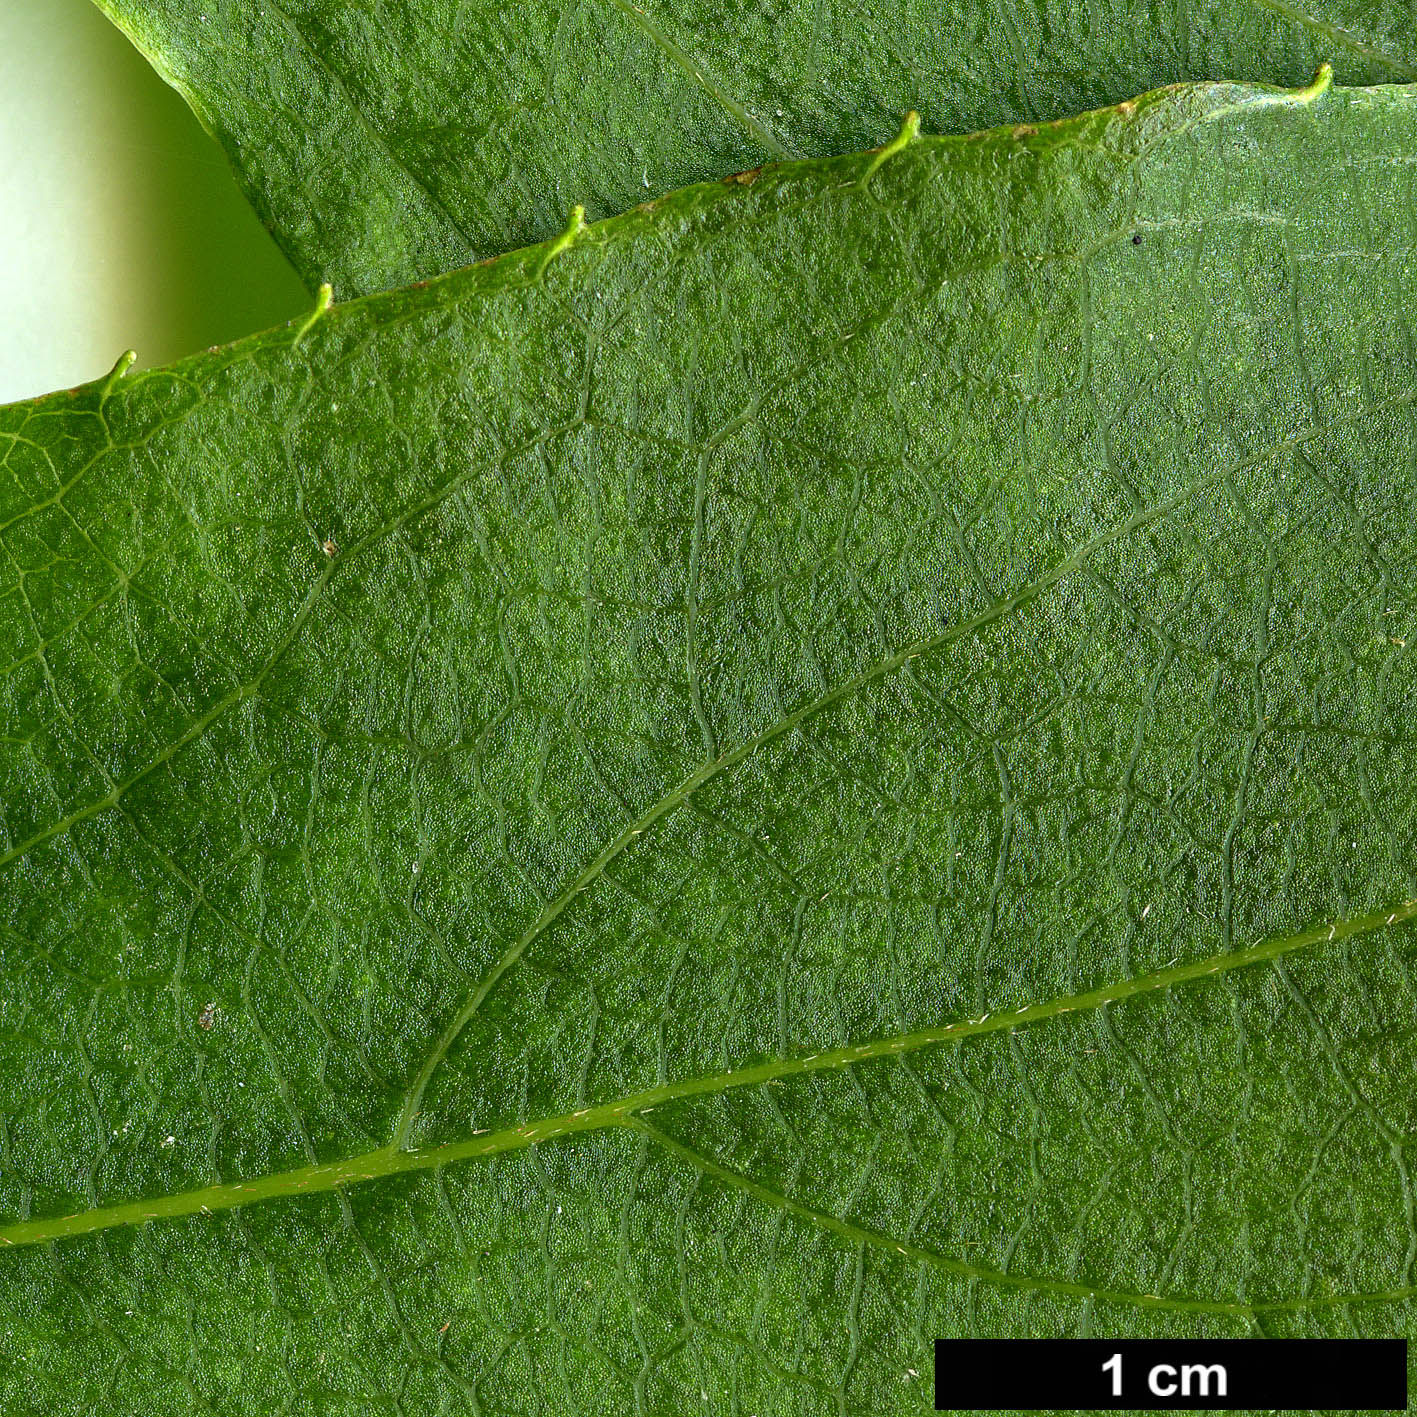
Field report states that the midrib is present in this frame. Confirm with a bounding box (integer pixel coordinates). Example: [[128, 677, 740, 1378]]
[[4, 893, 1413, 1251]]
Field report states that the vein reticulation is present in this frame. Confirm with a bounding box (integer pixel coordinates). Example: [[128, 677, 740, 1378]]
[[2, 80, 1417, 1412]]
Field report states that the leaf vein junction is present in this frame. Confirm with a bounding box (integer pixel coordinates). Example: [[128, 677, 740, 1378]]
[[6, 893, 1414, 1310], [633, 1119, 1417, 1316], [392, 390, 1414, 1143]]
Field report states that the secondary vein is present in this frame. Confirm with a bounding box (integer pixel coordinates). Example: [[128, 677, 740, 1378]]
[[390, 389, 1406, 1146], [1242, 0, 1417, 78], [5, 893, 1413, 1251], [597, 0, 795, 158]]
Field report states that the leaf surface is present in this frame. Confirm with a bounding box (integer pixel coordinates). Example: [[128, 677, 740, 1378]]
[[3, 78, 1417, 1412], [96, 0, 1417, 294]]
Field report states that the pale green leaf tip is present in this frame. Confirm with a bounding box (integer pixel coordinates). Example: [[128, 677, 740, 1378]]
[[98, 348, 137, 401], [539, 205, 590, 274], [292, 282, 334, 347], [860, 110, 923, 186], [1297, 62, 1334, 101]]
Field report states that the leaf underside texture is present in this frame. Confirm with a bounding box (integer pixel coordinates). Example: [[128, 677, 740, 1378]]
[[2, 79, 1417, 1413]]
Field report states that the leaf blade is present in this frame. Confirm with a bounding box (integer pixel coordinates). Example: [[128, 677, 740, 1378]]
[[5, 79, 1417, 1409]]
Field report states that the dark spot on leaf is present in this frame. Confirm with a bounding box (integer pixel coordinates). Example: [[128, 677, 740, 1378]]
[[1132, 233, 1143, 245]]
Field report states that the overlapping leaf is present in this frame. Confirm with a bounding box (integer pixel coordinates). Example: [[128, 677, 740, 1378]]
[[96, 0, 1416, 294]]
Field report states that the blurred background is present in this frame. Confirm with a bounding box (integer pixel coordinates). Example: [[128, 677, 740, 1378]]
[[0, 0, 308, 404]]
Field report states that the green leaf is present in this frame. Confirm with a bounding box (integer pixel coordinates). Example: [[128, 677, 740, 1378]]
[[4, 77, 1417, 1411], [96, 0, 1416, 296]]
